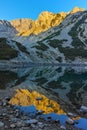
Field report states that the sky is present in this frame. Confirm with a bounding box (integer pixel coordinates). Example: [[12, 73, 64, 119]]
[[0, 0, 87, 21]]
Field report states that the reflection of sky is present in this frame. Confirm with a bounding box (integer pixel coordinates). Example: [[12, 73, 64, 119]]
[[75, 118, 87, 130], [15, 105, 36, 116], [42, 113, 67, 125], [15, 105, 87, 130]]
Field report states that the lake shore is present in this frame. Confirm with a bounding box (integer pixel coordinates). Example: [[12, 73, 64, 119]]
[[0, 88, 84, 130]]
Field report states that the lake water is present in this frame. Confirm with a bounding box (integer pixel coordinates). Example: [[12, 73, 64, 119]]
[[0, 66, 87, 129], [0, 66, 87, 107]]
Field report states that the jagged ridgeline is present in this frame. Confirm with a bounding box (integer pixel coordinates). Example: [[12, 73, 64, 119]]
[[10, 7, 84, 36], [0, 7, 87, 63]]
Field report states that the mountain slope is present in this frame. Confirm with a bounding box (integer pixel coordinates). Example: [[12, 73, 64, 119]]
[[10, 7, 84, 36], [0, 8, 86, 64], [0, 20, 17, 38], [13, 10, 87, 63], [0, 38, 31, 62]]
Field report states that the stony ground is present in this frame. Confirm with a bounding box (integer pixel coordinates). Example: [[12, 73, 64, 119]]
[[0, 89, 84, 130]]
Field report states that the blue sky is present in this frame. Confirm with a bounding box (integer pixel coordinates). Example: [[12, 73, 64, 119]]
[[0, 0, 87, 21]]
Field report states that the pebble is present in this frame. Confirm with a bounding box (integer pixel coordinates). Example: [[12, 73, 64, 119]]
[[10, 124, 16, 128], [66, 118, 74, 125]]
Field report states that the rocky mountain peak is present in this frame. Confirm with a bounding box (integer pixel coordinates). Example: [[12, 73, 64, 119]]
[[70, 7, 85, 14], [10, 7, 85, 36], [10, 18, 35, 36], [37, 11, 55, 19]]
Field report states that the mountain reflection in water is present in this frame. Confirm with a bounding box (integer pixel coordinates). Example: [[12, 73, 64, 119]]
[[9, 89, 66, 114], [0, 66, 87, 109], [0, 66, 87, 130]]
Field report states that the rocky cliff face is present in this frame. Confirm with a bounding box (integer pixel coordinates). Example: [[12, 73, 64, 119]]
[[10, 12, 67, 36], [10, 19, 35, 36], [10, 7, 84, 36]]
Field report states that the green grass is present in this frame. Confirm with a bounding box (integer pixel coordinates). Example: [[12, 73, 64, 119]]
[[0, 38, 18, 60]]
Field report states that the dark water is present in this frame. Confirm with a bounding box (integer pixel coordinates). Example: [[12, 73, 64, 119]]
[[0, 66, 87, 130]]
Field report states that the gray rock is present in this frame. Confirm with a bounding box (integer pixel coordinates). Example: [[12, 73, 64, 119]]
[[2, 113, 6, 116], [15, 112, 20, 117], [38, 122, 43, 125], [4, 125, 8, 129], [10, 117, 18, 123], [31, 124, 36, 128], [3, 102, 7, 106], [10, 124, 16, 128], [80, 106, 87, 113], [0, 121, 4, 128], [60, 125, 66, 130], [16, 121, 24, 127], [67, 112, 76, 117], [25, 119, 38, 125], [38, 122, 44, 128], [0, 102, 2, 106], [5, 96, 10, 101], [66, 118, 74, 125]]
